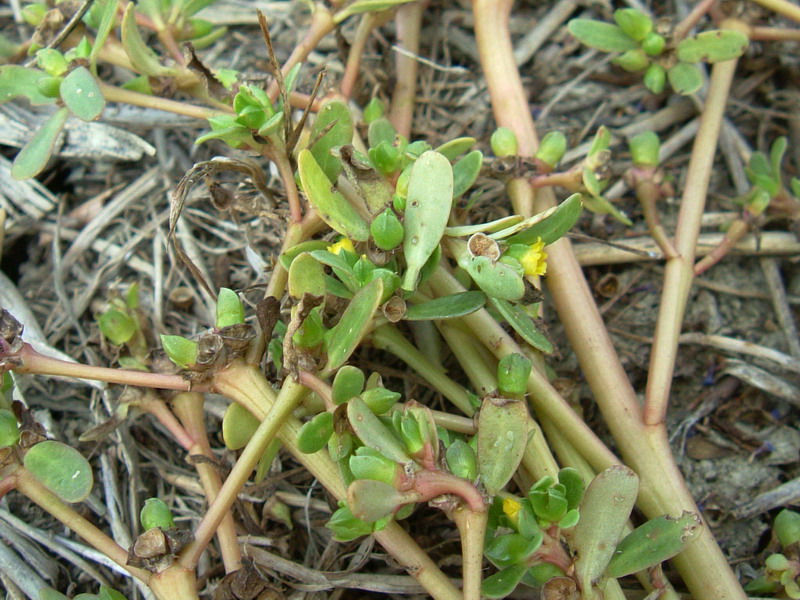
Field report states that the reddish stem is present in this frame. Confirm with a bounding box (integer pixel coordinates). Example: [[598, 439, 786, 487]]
[[407, 469, 486, 514], [693, 218, 749, 275]]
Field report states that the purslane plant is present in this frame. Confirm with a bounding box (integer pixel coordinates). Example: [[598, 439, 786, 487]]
[[0, 0, 789, 599]]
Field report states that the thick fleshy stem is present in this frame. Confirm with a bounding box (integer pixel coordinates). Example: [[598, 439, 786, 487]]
[[453, 506, 489, 600], [389, 1, 425, 138]]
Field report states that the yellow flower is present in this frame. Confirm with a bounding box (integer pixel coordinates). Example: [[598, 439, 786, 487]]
[[502, 497, 522, 522], [327, 238, 355, 255], [519, 238, 547, 277]]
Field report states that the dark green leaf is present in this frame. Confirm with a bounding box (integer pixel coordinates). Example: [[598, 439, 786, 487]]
[[568, 20, 639, 52], [297, 412, 335, 453], [298, 149, 370, 242], [404, 291, 486, 321], [558, 467, 585, 511], [676, 30, 748, 64], [11, 107, 68, 180], [452, 150, 483, 198], [606, 512, 701, 577], [24, 441, 93, 503], [491, 298, 553, 354], [506, 193, 582, 246], [325, 278, 384, 370], [327, 502, 374, 541], [481, 564, 529, 599]]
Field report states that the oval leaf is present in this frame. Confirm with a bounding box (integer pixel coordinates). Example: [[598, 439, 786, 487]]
[[490, 298, 553, 354], [573, 465, 639, 591], [222, 402, 260, 450], [346, 478, 410, 522], [485, 532, 543, 568], [297, 411, 335, 454], [24, 440, 93, 503], [309, 100, 354, 183], [404, 291, 486, 321], [121, 4, 174, 77], [481, 563, 529, 599], [0, 65, 57, 106], [11, 107, 68, 180], [506, 193, 582, 246], [61, 66, 104, 121], [452, 150, 483, 198], [347, 397, 411, 464], [0, 409, 20, 448], [676, 30, 748, 64], [436, 136, 475, 160], [477, 396, 530, 495], [568, 19, 639, 52], [606, 511, 701, 578], [401, 151, 454, 291], [288, 252, 327, 299], [298, 149, 370, 242], [667, 62, 703, 95], [325, 278, 384, 370], [464, 256, 525, 301]]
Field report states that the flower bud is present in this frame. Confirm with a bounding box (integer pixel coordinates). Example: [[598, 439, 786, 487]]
[[629, 131, 660, 167], [775, 510, 800, 548], [497, 353, 532, 397], [642, 32, 666, 56], [370, 209, 405, 251], [491, 127, 518, 157], [140, 498, 175, 531], [643, 63, 666, 94], [613, 48, 650, 72], [534, 131, 567, 169], [216, 288, 245, 329], [445, 440, 478, 481]]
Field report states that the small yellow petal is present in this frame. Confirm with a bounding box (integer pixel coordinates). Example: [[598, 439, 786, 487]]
[[327, 238, 355, 255], [503, 497, 521, 520]]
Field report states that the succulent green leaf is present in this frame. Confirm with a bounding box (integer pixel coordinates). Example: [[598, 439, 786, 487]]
[[491, 127, 518, 157], [401, 151, 454, 291], [506, 193, 582, 246], [477, 396, 530, 495], [613, 9, 652, 41], [279, 241, 331, 270], [24, 440, 93, 503], [369, 141, 400, 175], [452, 150, 483, 198], [629, 131, 660, 167], [676, 30, 748, 64], [643, 62, 666, 93], [642, 32, 666, 56], [347, 396, 411, 464], [360, 388, 401, 414], [89, 0, 120, 70], [404, 291, 486, 321], [744, 575, 780, 595], [446, 215, 525, 238], [612, 48, 650, 72], [36, 49, 69, 77], [529, 483, 568, 523], [332, 365, 366, 405], [481, 563, 529, 599], [298, 149, 370, 242], [486, 532, 543, 568], [333, 0, 416, 24], [573, 465, 639, 590], [491, 298, 553, 354], [327, 502, 375, 541], [582, 193, 633, 226], [568, 20, 639, 53], [160, 334, 198, 369], [367, 117, 397, 149], [293, 306, 326, 348], [121, 4, 174, 77], [464, 256, 525, 301], [97, 586, 127, 600], [11, 107, 68, 180], [0, 409, 20, 447], [775, 509, 800, 548], [39, 589, 71, 600], [349, 446, 398, 484], [497, 353, 532, 397], [667, 62, 704, 95], [535, 131, 568, 168], [216, 288, 245, 328], [445, 439, 478, 481], [222, 402, 260, 449], [370, 209, 405, 251], [770, 137, 788, 180], [558, 467, 585, 510], [297, 411, 335, 453], [363, 98, 385, 123], [0, 66, 57, 106], [346, 478, 413, 522], [140, 498, 176, 531], [328, 431, 354, 462], [309, 250, 361, 292], [436, 137, 476, 160], [325, 278, 384, 370], [523, 563, 566, 586], [559, 508, 580, 529], [99, 309, 137, 345], [288, 252, 327, 299], [606, 512, 701, 578], [309, 100, 354, 183]]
